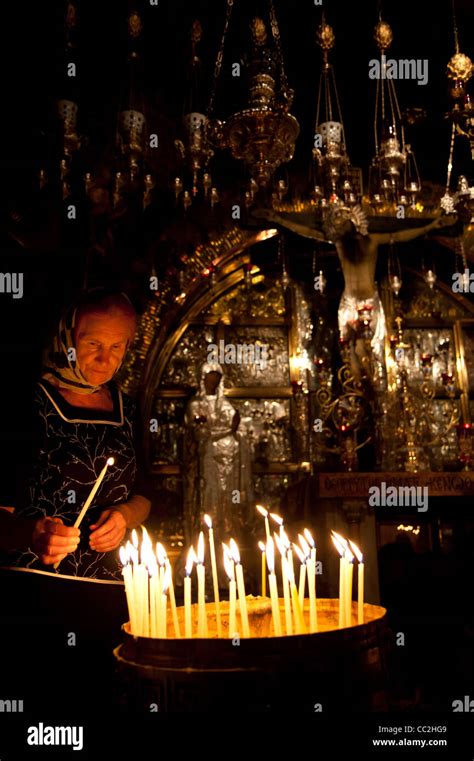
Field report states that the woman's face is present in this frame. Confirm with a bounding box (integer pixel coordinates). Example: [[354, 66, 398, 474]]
[[74, 310, 136, 385]]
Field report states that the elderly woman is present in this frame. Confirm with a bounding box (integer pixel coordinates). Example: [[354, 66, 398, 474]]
[[0, 287, 151, 579]]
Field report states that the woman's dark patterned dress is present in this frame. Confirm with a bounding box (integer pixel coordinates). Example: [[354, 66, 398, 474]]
[[2, 378, 150, 579]]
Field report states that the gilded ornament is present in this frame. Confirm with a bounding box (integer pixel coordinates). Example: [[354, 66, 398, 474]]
[[316, 22, 335, 53], [128, 12, 142, 39], [447, 52, 474, 82], [250, 17, 267, 46], [374, 20, 393, 52]]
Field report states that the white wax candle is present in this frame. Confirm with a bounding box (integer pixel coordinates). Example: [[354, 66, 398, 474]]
[[138, 564, 149, 637], [339, 556, 345, 629], [204, 517, 222, 637], [345, 555, 353, 627], [166, 559, 181, 638], [184, 546, 196, 638], [235, 562, 250, 638], [307, 553, 317, 632], [149, 566, 157, 638], [184, 575, 192, 638], [358, 561, 364, 624], [197, 564, 207, 637], [229, 578, 237, 637], [268, 572, 282, 636], [281, 555, 293, 636], [159, 593, 167, 638]]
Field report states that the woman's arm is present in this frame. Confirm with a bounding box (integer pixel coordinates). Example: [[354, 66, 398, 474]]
[[113, 494, 151, 529], [0, 507, 80, 563], [89, 495, 151, 552]]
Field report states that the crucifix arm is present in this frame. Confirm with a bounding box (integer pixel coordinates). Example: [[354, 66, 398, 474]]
[[251, 208, 326, 242], [372, 213, 458, 246]]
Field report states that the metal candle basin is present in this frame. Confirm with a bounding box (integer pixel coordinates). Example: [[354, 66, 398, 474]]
[[113, 598, 392, 713]]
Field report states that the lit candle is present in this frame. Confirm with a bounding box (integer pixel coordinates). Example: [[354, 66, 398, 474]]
[[156, 542, 167, 637], [147, 555, 158, 638], [130, 531, 143, 635], [139, 528, 152, 638], [184, 547, 196, 638], [204, 514, 222, 637], [303, 529, 318, 632], [196, 531, 208, 638], [280, 527, 294, 579], [229, 539, 250, 638], [270, 513, 284, 530], [274, 532, 293, 635], [332, 533, 347, 629], [53, 456, 115, 569], [74, 457, 115, 529], [120, 544, 137, 634], [350, 540, 364, 625], [165, 556, 181, 638], [293, 543, 306, 610], [159, 563, 172, 638], [223, 543, 236, 638], [286, 560, 306, 635], [344, 547, 354, 627], [258, 541, 267, 598], [266, 538, 282, 636], [256, 505, 271, 543]]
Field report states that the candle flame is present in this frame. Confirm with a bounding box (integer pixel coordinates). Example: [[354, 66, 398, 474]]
[[256, 505, 268, 517], [293, 543, 306, 565], [286, 560, 295, 585], [303, 528, 315, 547], [345, 547, 354, 563], [270, 512, 284, 526], [229, 538, 240, 564], [349, 540, 363, 563], [141, 525, 152, 547], [162, 563, 172, 595], [331, 530, 348, 550], [274, 531, 285, 557], [332, 534, 346, 557], [197, 531, 205, 564], [298, 534, 311, 558], [203, 513, 213, 529], [156, 542, 167, 566], [258, 541, 266, 553], [266, 537, 275, 573], [279, 526, 291, 549], [106, 457, 115, 466], [131, 529, 138, 549], [119, 545, 127, 566], [185, 546, 196, 575], [222, 545, 235, 581]]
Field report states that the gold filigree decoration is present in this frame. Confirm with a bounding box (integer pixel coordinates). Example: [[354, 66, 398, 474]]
[[447, 52, 474, 82], [128, 12, 142, 39], [374, 20, 393, 52], [250, 17, 267, 46], [316, 23, 335, 54]]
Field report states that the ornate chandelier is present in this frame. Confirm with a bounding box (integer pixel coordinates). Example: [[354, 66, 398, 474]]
[[173, 20, 217, 210], [208, 1, 299, 193], [368, 19, 422, 211]]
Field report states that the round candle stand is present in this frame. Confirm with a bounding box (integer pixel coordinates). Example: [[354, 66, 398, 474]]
[[113, 598, 392, 713]]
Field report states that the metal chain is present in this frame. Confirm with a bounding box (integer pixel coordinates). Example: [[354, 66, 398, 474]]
[[445, 122, 456, 193], [267, 0, 289, 93], [207, 0, 235, 118]]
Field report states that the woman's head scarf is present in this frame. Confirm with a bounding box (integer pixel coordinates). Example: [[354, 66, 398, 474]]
[[41, 288, 135, 395]]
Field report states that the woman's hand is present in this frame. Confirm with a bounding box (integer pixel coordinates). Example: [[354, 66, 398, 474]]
[[31, 517, 80, 565], [89, 508, 127, 553]]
